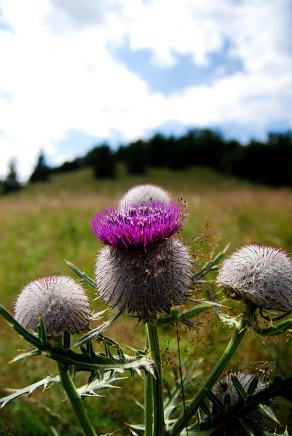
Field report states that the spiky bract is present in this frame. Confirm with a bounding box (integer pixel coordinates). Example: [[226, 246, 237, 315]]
[[119, 184, 170, 207], [15, 276, 91, 336], [91, 201, 184, 249], [94, 238, 193, 318], [217, 244, 292, 312]]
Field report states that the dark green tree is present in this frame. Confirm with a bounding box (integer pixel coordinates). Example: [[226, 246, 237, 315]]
[[87, 144, 116, 179], [2, 159, 21, 194], [124, 140, 146, 175], [29, 151, 50, 183]]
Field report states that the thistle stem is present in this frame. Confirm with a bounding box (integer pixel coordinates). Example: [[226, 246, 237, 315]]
[[144, 329, 154, 436], [169, 315, 249, 435], [57, 362, 96, 436], [146, 322, 165, 436]]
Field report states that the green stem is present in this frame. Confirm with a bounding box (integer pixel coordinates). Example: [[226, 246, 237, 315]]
[[57, 362, 97, 436], [170, 316, 249, 435], [144, 325, 153, 436], [147, 322, 165, 436]]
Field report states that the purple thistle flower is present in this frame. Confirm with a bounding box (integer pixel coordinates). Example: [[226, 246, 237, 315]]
[[91, 201, 184, 249]]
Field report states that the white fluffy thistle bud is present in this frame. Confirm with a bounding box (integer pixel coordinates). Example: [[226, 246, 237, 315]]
[[95, 238, 193, 318], [15, 276, 91, 336], [216, 244, 292, 312], [119, 184, 170, 207]]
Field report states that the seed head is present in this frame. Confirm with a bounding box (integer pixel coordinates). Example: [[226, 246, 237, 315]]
[[213, 373, 265, 407], [94, 238, 193, 318], [212, 372, 273, 433], [91, 201, 184, 249], [217, 244, 292, 312], [15, 276, 91, 336], [119, 184, 170, 207]]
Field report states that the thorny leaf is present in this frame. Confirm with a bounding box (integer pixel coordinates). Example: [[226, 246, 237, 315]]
[[65, 259, 96, 289], [258, 404, 280, 425], [0, 376, 60, 408], [9, 348, 41, 363], [73, 310, 123, 347], [77, 371, 125, 398], [231, 375, 248, 401], [193, 244, 230, 282]]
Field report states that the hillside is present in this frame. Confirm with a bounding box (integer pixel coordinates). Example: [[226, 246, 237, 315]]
[[0, 166, 292, 435]]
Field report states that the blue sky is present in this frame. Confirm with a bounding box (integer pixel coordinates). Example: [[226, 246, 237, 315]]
[[113, 38, 244, 96], [0, 0, 291, 179]]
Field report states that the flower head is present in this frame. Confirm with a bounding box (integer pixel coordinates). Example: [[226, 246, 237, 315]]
[[213, 373, 265, 407], [217, 244, 292, 312], [15, 276, 91, 336], [119, 184, 170, 207], [95, 238, 193, 317], [212, 372, 273, 433], [91, 201, 184, 249]]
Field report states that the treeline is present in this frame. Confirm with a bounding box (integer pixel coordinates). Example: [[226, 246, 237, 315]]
[[1, 129, 292, 194]]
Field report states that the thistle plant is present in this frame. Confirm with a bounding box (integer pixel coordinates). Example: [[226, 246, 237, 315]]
[[0, 184, 292, 436]]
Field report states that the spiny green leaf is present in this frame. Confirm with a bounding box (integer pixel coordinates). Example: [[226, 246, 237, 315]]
[[193, 244, 230, 282], [253, 319, 292, 336], [73, 310, 122, 347], [205, 389, 226, 413], [37, 318, 46, 342], [258, 404, 280, 425], [156, 303, 220, 325], [0, 376, 60, 408], [50, 426, 60, 436], [77, 371, 125, 397], [9, 348, 40, 363], [92, 309, 108, 320], [263, 428, 289, 436], [247, 375, 258, 395], [65, 259, 96, 289], [231, 375, 248, 401], [126, 423, 145, 436]]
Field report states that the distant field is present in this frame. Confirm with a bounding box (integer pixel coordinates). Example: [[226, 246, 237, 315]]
[[0, 166, 292, 435]]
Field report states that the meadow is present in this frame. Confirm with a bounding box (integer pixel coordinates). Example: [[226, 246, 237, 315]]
[[0, 165, 291, 435]]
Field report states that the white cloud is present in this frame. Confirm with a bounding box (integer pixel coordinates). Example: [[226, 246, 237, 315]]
[[0, 0, 291, 180]]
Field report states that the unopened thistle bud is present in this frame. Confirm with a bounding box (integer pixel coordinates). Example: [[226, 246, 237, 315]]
[[91, 201, 193, 318], [213, 372, 265, 407], [15, 276, 91, 336], [216, 244, 292, 312], [212, 372, 273, 433], [119, 184, 170, 207]]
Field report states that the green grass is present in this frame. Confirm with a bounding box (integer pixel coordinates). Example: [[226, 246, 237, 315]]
[[0, 165, 291, 435]]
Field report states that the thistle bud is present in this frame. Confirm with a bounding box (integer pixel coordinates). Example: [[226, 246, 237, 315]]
[[217, 244, 292, 312], [212, 372, 273, 433], [91, 201, 193, 318], [95, 238, 192, 317], [119, 184, 170, 207], [213, 373, 265, 407], [15, 276, 91, 336]]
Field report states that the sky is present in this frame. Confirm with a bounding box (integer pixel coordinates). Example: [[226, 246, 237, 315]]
[[0, 0, 292, 180]]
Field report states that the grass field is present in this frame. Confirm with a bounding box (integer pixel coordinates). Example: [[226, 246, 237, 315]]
[[0, 165, 291, 435]]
